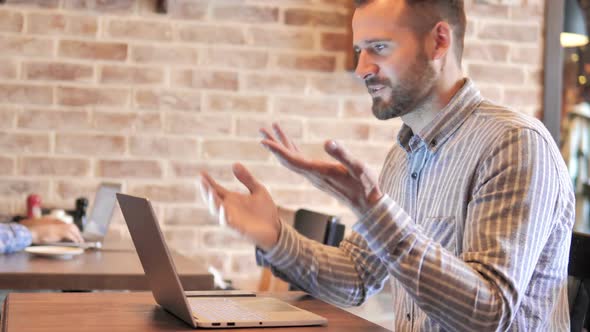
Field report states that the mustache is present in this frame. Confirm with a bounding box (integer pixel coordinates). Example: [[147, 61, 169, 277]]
[[364, 77, 391, 87]]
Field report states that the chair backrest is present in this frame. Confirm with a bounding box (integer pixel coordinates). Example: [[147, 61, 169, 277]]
[[569, 231, 590, 332], [293, 208, 345, 247]]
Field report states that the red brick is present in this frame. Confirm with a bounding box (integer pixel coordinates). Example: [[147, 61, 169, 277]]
[[107, 19, 173, 41], [284, 8, 348, 28], [56, 133, 126, 155], [24, 62, 94, 82], [97, 159, 162, 178], [129, 136, 198, 159], [171, 70, 238, 91], [272, 188, 336, 207], [309, 74, 366, 95], [59, 40, 128, 61], [165, 112, 231, 136], [131, 45, 199, 65], [250, 28, 314, 50], [0, 132, 50, 153], [164, 207, 216, 226], [57, 87, 129, 107], [0, 84, 53, 105], [510, 46, 543, 66], [245, 163, 305, 186], [92, 111, 138, 132], [177, 24, 246, 45], [100, 65, 164, 85], [504, 88, 542, 108], [235, 116, 303, 139], [307, 120, 369, 141], [201, 227, 252, 250], [20, 156, 90, 176], [212, 5, 278, 24], [369, 121, 403, 142], [64, 0, 134, 13], [0, 35, 54, 57], [0, 156, 15, 175], [55, 180, 100, 201], [163, 227, 203, 252], [230, 253, 259, 275], [166, 0, 208, 20], [466, 3, 509, 18], [0, 108, 16, 129], [342, 98, 373, 118], [135, 113, 163, 133], [0, 10, 24, 33], [164, 206, 217, 226], [477, 23, 539, 43], [135, 89, 200, 111], [345, 142, 390, 166], [170, 161, 234, 181], [202, 48, 268, 69], [526, 69, 542, 85], [129, 183, 197, 203], [478, 85, 503, 103], [463, 42, 509, 62], [3, 0, 58, 8], [18, 109, 90, 131], [510, 4, 544, 20], [205, 94, 267, 113], [276, 54, 337, 72], [26, 12, 97, 36], [468, 64, 525, 85], [202, 139, 268, 161], [0, 60, 18, 79], [243, 73, 306, 94], [0, 179, 49, 199], [273, 97, 338, 117], [321, 32, 350, 52]]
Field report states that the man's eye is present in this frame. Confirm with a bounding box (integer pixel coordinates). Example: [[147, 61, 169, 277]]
[[353, 47, 361, 55], [373, 44, 387, 52]]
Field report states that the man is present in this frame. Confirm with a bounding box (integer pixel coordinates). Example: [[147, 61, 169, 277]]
[[199, 0, 574, 330], [0, 217, 84, 254]]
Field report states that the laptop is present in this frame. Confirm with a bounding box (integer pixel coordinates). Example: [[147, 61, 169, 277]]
[[47, 183, 121, 249], [116, 193, 328, 329]]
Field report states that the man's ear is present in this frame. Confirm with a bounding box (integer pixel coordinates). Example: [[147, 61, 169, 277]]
[[430, 21, 452, 60]]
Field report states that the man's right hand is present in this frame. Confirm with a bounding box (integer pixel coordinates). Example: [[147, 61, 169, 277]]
[[199, 163, 281, 252], [20, 217, 84, 244]]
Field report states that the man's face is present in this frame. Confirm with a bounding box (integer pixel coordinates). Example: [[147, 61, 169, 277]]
[[352, 1, 437, 120]]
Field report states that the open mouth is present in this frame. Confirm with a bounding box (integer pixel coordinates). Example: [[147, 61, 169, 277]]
[[367, 85, 386, 95]]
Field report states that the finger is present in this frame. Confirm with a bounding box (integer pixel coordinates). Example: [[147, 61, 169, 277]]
[[66, 225, 84, 243], [259, 127, 278, 142], [272, 123, 299, 152], [218, 205, 227, 227], [232, 163, 263, 194], [324, 140, 365, 177], [207, 190, 222, 217], [199, 172, 228, 200]]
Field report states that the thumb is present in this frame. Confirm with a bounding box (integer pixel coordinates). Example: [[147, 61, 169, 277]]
[[232, 163, 261, 194]]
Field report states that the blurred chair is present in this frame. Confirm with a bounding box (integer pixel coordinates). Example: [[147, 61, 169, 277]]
[[258, 208, 345, 292], [569, 231, 590, 332]]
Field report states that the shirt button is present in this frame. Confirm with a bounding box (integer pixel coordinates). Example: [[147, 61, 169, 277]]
[[406, 313, 411, 321], [411, 172, 418, 179], [430, 139, 437, 147]]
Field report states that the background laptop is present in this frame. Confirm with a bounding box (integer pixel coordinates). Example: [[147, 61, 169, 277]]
[[117, 193, 327, 329], [47, 183, 121, 249]]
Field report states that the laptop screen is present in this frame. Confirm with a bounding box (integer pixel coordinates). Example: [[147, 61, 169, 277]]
[[83, 183, 121, 240]]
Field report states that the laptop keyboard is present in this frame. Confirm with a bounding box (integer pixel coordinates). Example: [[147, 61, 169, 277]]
[[190, 298, 269, 321]]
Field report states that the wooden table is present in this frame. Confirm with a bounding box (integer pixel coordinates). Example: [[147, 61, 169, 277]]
[[0, 237, 213, 291], [0, 292, 390, 331]]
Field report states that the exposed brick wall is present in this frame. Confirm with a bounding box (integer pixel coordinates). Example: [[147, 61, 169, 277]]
[[0, 0, 545, 291]]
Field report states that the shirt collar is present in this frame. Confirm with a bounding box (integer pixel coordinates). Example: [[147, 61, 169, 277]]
[[397, 78, 483, 153]]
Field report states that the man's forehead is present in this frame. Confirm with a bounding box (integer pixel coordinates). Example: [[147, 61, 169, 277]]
[[352, 1, 410, 44]]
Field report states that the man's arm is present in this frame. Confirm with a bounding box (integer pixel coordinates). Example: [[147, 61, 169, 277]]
[[0, 223, 33, 254], [256, 219, 389, 307], [352, 128, 568, 331]]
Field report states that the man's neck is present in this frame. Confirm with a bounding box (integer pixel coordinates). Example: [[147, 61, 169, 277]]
[[401, 75, 466, 135]]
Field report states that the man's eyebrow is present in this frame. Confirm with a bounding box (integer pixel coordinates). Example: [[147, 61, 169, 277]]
[[354, 39, 393, 47]]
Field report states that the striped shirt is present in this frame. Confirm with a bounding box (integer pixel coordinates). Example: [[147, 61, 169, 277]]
[[257, 79, 574, 331], [0, 223, 32, 254]]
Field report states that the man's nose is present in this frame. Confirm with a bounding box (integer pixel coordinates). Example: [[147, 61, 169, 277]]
[[354, 50, 378, 81]]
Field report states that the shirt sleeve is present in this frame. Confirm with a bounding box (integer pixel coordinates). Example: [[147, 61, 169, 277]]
[[256, 218, 389, 307], [0, 223, 33, 254], [352, 128, 568, 331]]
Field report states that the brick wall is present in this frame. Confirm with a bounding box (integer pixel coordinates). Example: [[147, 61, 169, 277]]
[[0, 0, 545, 293]]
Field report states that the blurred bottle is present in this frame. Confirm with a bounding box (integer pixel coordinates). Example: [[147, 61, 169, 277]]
[[26, 194, 42, 219], [73, 197, 88, 231]]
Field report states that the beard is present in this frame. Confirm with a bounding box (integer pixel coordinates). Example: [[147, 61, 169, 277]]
[[368, 51, 437, 120]]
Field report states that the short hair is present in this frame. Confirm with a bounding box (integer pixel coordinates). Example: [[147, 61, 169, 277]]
[[354, 0, 466, 63]]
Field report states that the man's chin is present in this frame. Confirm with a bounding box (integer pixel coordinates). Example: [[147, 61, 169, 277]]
[[372, 100, 403, 120]]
